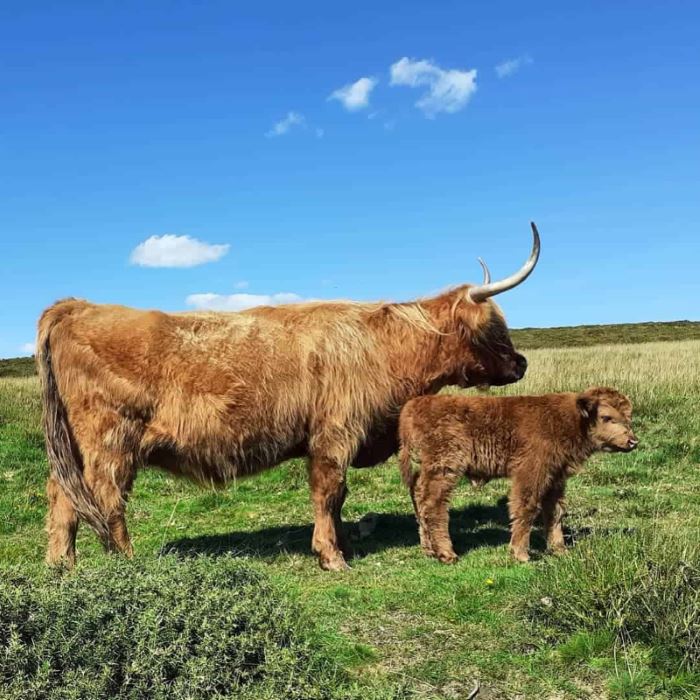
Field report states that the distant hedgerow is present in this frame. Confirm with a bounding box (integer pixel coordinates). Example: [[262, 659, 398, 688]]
[[0, 555, 399, 700]]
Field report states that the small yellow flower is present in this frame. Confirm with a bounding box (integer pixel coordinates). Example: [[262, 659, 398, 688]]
[[485, 578, 495, 587]]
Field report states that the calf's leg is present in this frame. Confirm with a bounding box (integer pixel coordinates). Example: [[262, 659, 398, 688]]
[[508, 476, 542, 563], [409, 479, 435, 557], [413, 466, 460, 564], [542, 481, 567, 555]]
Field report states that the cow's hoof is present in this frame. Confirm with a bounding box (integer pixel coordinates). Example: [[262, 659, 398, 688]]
[[437, 551, 458, 564], [511, 550, 530, 563], [319, 552, 351, 572], [549, 546, 568, 557]]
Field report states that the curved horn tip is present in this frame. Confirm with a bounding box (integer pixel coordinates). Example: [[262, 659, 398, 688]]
[[477, 257, 491, 285]]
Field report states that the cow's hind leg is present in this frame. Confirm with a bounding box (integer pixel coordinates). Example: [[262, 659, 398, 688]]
[[309, 455, 350, 572], [46, 475, 79, 568], [84, 452, 137, 557]]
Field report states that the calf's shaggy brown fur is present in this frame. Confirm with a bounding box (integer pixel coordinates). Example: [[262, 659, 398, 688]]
[[399, 387, 637, 563]]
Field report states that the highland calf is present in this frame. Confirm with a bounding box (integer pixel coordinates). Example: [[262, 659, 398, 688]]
[[399, 387, 637, 563]]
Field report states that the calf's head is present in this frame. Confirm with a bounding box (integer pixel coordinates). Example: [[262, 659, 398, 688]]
[[577, 387, 638, 452]]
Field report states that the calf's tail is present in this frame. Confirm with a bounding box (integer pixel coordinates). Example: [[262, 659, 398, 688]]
[[37, 308, 112, 547], [398, 415, 418, 491]]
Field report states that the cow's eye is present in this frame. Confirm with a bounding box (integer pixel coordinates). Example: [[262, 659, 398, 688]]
[[602, 416, 613, 423]]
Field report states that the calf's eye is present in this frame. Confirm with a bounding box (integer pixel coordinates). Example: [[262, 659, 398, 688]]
[[602, 416, 613, 423]]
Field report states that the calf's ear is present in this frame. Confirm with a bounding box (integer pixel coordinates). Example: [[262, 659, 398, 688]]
[[577, 394, 598, 419]]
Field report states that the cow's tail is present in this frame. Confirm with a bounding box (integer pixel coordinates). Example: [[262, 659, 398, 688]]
[[398, 411, 418, 491], [37, 304, 112, 547]]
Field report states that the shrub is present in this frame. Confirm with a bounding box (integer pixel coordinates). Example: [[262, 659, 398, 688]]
[[524, 530, 700, 674], [0, 555, 398, 700]]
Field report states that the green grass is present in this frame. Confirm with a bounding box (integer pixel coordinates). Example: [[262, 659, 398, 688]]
[[1, 336, 699, 698]]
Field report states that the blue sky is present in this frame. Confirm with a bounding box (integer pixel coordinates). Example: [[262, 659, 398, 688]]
[[1, 1, 699, 358]]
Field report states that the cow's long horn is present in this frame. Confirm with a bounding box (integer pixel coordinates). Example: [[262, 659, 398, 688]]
[[468, 222, 541, 303]]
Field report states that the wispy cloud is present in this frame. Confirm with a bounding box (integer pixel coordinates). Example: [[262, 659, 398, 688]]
[[495, 55, 533, 78], [328, 76, 378, 111], [130, 235, 229, 268], [390, 57, 477, 117], [20, 342, 36, 355], [186, 292, 303, 312], [266, 111, 305, 138]]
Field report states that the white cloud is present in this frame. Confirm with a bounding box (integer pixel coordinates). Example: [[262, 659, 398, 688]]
[[20, 342, 36, 354], [266, 111, 305, 138], [186, 292, 303, 312], [316, 127, 325, 139], [328, 77, 377, 111], [130, 235, 229, 268], [495, 55, 533, 78], [389, 57, 477, 117]]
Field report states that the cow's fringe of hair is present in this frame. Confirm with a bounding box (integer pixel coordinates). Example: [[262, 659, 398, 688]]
[[37, 325, 112, 548]]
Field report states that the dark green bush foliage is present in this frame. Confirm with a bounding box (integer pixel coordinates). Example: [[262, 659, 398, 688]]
[[0, 555, 394, 700], [0, 356, 35, 378], [512, 320, 700, 349], [524, 531, 700, 674]]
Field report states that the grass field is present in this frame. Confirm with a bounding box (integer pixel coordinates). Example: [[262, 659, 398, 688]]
[[1, 333, 699, 698]]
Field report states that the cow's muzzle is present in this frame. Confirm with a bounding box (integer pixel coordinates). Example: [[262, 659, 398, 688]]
[[514, 353, 528, 380]]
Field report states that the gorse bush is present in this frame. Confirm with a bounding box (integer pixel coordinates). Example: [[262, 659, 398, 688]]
[[524, 530, 700, 675], [0, 555, 399, 700]]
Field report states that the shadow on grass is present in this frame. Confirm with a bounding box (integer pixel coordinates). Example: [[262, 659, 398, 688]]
[[162, 496, 594, 562]]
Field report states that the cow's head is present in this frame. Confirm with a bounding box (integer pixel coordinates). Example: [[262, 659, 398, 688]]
[[577, 387, 637, 452], [440, 223, 539, 388]]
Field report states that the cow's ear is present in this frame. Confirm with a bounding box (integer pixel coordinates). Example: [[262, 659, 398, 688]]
[[577, 394, 598, 420]]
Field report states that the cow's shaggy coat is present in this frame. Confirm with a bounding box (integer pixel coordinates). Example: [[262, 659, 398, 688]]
[[399, 387, 637, 563], [39, 287, 528, 570]]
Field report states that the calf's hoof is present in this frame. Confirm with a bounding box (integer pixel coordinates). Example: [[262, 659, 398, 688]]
[[319, 552, 351, 572]]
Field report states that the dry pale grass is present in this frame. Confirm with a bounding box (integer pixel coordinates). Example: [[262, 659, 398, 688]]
[[492, 339, 700, 406]]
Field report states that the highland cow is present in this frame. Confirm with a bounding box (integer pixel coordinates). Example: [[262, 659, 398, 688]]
[[39, 225, 540, 571], [399, 387, 637, 563]]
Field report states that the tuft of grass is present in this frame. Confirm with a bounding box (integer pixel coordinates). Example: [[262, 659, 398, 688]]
[[524, 530, 700, 689], [0, 555, 403, 700]]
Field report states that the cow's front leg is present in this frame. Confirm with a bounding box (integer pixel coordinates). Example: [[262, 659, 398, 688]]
[[309, 455, 350, 571]]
